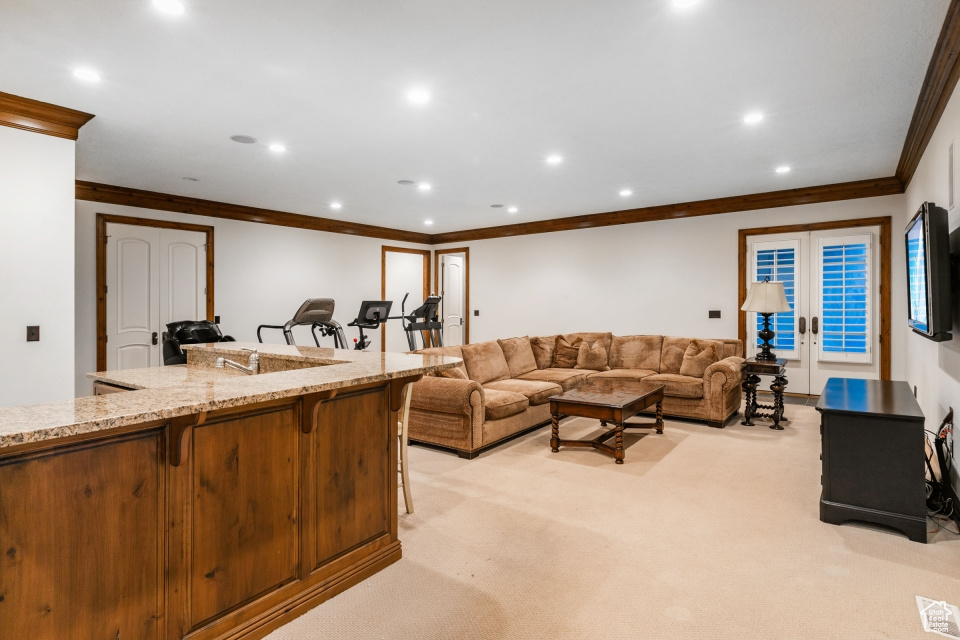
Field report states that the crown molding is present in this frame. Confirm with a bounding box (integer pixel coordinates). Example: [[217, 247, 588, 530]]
[[0, 91, 94, 141], [76, 181, 433, 244], [896, 0, 960, 188], [428, 177, 905, 244]]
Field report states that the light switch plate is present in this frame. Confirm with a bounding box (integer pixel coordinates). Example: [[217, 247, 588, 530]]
[[26, 326, 40, 342]]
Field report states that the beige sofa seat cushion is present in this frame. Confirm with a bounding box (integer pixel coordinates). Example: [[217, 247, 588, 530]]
[[609, 335, 663, 371], [460, 341, 511, 384], [497, 336, 539, 377], [530, 335, 558, 369], [483, 388, 529, 420], [416, 345, 467, 378], [483, 379, 562, 406], [644, 373, 704, 399], [517, 368, 591, 391], [587, 368, 658, 382], [679, 340, 720, 378], [576, 340, 610, 371]]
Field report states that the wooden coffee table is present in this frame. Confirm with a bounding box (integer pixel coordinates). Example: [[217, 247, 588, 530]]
[[549, 379, 665, 464]]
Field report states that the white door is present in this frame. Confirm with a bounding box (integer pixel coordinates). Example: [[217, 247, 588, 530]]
[[383, 250, 426, 352], [440, 254, 465, 346], [106, 224, 207, 370], [745, 226, 880, 395]]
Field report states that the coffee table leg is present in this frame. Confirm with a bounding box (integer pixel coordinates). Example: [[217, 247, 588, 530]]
[[655, 401, 664, 434], [550, 413, 560, 452], [614, 423, 624, 464]]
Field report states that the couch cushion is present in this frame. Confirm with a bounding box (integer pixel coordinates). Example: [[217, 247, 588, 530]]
[[517, 368, 591, 391], [484, 379, 562, 406], [609, 335, 662, 371], [417, 345, 467, 377], [498, 336, 539, 377], [587, 368, 658, 382], [659, 337, 693, 374], [644, 373, 704, 399], [575, 340, 610, 371], [679, 340, 721, 378], [563, 332, 613, 357], [552, 336, 582, 368], [459, 341, 511, 384], [483, 388, 529, 420], [530, 335, 558, 369]]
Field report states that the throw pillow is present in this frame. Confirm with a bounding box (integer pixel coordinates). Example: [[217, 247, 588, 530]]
[[439, 367, 467, 379], [575, 340, 610, 371], [530, 335, 558, 369], [497, 336, 539, 377], [679, 340, 720, 378], [551, 336, 582, 368]]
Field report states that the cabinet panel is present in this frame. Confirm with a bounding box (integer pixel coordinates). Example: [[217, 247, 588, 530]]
[[0, 433, 163, 639], [315, 388, 389, 566], [190, 406, 299, 627]]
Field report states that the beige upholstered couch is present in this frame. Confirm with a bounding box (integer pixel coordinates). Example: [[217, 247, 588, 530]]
[[408, 332, 744, 459]]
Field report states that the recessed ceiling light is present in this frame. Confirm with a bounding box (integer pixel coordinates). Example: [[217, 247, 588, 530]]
[[152, 0, 185, 15], [418, 182, 432, 192], [407, 88, 431, 105], [73, 68, 101, 82], [507, 206, 518, 213], [330, 201, 342, 210], [490, 204, 504, 209], [268, 144, 286, 153], [230, 135, 257, 144], [546, 154, 563, 165], [424, 220, 434, 226], [776, 166, 791, 174], [673, 0, 700, 7], [743, 112, 764, 124], [398, 180, 415, 185], [182, 177, 198, 182], [619, 189, 633, 197]]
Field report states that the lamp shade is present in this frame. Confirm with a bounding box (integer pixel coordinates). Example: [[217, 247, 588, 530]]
[[741, 281, 792, 313]]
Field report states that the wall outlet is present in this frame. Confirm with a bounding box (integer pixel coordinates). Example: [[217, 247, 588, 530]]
[[709, 310, 721, 319], [215, 315, 221, 324], [26, 326, 40, 342]]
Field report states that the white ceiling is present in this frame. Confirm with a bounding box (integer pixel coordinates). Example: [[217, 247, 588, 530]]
[[1, 0, 950, 233]]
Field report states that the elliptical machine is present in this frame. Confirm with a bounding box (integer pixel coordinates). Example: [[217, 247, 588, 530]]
[[399, 293, 443, 350], [257, 298, 349, 348]]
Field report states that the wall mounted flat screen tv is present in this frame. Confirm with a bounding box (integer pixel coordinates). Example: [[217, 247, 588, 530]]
[[905, 202, 952, 342]]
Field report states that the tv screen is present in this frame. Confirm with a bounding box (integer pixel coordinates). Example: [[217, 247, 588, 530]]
[[906, 213, 929, 333], [905, 202, 953, 341]]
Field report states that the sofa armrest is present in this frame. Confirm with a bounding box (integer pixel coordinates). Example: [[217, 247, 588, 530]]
[[410, 376, 483, 416], [703, 356, 745, 388]]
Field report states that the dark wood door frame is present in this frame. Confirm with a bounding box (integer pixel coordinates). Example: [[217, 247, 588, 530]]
[[434, 247, 470, 345], [737, 216, 892, 381], [380, 246, 431, 352], [96, 213, 215, 371]]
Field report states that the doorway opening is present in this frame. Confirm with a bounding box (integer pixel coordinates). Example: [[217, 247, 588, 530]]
[[96, 214, 214, 371], [434, 247, 470, 346], [381, 246, 431, 352], [738, 217, 891, 396]]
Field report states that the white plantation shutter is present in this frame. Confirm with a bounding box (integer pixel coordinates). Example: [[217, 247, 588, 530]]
[[816, 234, 872, 363], [752, 239, 798, 360]]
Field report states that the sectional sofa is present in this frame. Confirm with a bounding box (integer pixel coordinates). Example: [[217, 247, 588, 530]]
[[408, 332, 744, 459]]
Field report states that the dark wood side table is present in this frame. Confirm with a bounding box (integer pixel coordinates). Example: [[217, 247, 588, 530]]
[[741, 357, 788, 429], [816, 378, 926, 543]]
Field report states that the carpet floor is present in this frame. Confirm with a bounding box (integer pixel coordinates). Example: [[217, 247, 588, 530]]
[[266, 404, 960, 640]]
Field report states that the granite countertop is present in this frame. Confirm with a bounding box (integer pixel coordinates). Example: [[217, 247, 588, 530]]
[[0, 342, 460, 451]]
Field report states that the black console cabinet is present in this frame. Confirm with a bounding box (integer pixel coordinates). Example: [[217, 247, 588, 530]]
[[816, 378, 927, 543]]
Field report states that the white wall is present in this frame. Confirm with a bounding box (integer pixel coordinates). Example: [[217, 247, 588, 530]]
[[75, 200, 424, 396], [0, 126, 76, 407], [903, 76, 960, 494], [438, 194, 907, 381]]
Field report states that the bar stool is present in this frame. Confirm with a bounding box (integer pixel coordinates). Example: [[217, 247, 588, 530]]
[[398, 382, 414, 514]]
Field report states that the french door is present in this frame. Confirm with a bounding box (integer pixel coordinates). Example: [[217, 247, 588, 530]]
[[745, 226, 880, 395]]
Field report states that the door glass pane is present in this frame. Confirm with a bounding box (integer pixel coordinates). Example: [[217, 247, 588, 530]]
[[755, 247, 795, 351], [820, 242, 868, 353]]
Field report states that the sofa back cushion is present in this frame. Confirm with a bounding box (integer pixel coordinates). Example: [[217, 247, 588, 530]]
[[460, 341, 511, 384], [417, 345, 467, 378], [679, 340, 721, 377], [497, 336, 538, 377], [575, 340, 610, 371], [563, 332, 613, 358], [717, 339, 744, 359], [552, 336, 583, 368], [609, 335, 663, 371], [530, 335, 558, 369]]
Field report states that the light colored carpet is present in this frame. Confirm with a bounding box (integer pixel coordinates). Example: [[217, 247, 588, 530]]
[[267, 405, 960, 640]]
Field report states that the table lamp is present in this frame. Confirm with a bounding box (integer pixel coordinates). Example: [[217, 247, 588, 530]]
[[741, 278, 792, 361]]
